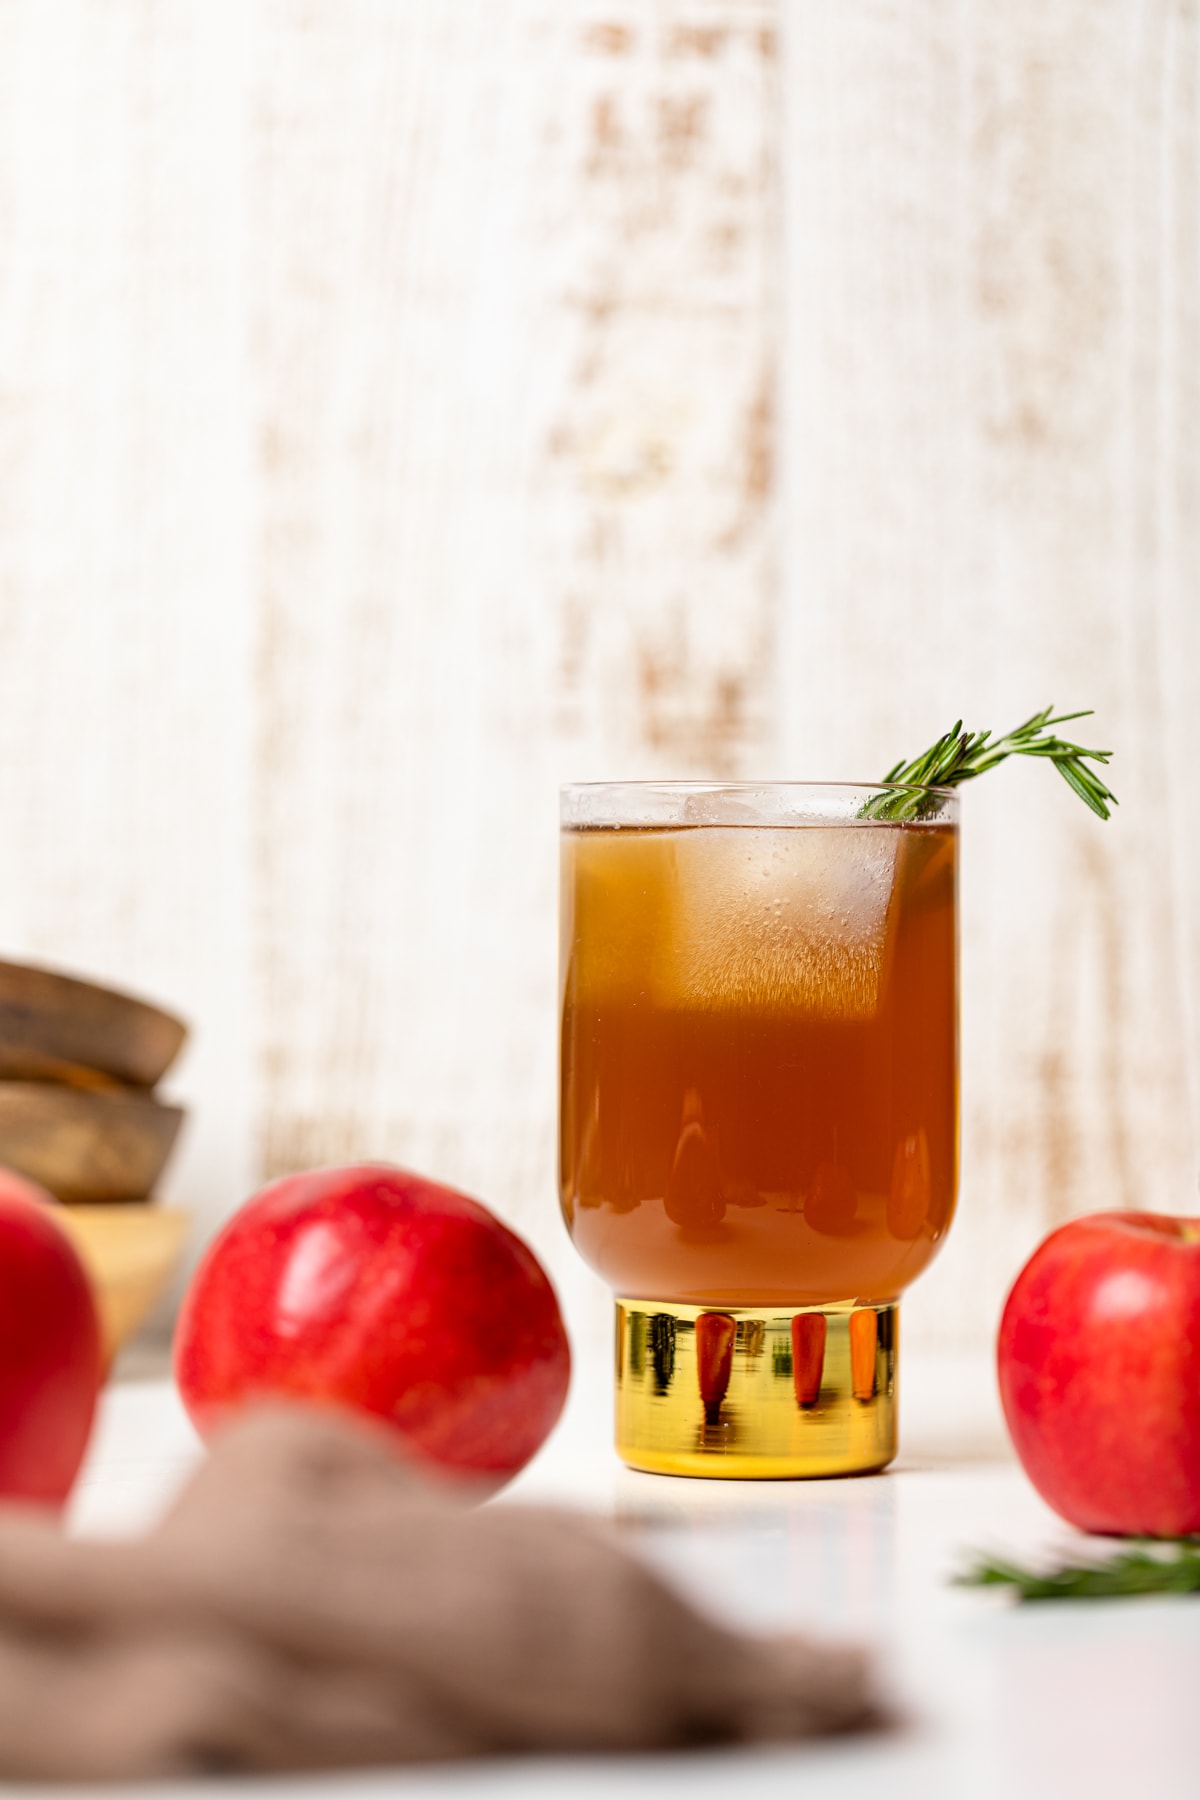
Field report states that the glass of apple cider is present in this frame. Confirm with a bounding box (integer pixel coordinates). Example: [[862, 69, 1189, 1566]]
[[559, 783, 958, 1477]]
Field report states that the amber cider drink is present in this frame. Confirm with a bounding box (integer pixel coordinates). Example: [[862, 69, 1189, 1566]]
[[559, 783, 958, 1478]]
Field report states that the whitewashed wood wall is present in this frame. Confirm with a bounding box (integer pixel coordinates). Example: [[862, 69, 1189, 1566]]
[[0, 0, 1195, 1351]]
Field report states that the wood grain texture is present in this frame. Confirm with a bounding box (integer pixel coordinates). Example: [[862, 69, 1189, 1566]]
[[0, 0, 257, 1246], [250, 1, 780, 1320], [0, 0, 1193, 1349], [780, 1, 1200, 1343], [0, 1082, 183, 1203], [0, 958, 185, 1087]]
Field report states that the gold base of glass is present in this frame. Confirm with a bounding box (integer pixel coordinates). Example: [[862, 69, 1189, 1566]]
[[615, 1299, 898, 1479]]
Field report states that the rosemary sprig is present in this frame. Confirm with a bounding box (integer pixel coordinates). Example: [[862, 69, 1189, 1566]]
[[957, 1538, 1200, 1602], [861, 705, 1117, 823]]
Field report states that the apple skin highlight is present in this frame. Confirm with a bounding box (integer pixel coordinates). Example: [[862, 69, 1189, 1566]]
[[998, 1211, 1200, 1537], [175, 1164, 571, 1486]]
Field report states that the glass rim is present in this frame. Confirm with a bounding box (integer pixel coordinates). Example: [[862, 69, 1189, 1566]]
[[560, 779, 959, 799], [560, 780, 960, 829]]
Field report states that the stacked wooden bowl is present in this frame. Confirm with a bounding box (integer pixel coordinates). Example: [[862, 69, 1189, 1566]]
[[0, 959, 189, 1358]]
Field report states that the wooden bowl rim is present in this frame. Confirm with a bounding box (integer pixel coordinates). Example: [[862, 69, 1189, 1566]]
[[0, 957, 187, 1035], [0, 1081, 186, 1122]]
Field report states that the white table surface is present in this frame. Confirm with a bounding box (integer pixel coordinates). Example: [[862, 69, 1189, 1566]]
[[43, 1346, 1200, 1800]]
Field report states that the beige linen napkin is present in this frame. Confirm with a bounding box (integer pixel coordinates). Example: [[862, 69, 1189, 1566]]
[[0, 1407, 878, 1779]]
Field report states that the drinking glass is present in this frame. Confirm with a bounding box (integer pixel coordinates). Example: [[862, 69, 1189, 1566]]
[[559, 782, 958, 1477]]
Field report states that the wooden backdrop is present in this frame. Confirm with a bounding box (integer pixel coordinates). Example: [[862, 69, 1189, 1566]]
[[0, 0, 1195, 1350]]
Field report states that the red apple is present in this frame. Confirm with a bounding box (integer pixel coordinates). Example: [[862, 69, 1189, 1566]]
[[0, 1175, 103, 1505], [174, 1164, 571, 1485], [997, 1211, 1200, 1536]]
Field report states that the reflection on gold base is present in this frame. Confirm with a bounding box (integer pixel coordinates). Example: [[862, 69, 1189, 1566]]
[[615, 1299, 897, 1479]]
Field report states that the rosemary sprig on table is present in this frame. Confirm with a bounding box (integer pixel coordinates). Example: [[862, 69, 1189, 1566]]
[[860, 706, 1117, 823], [957, 1538, 1200, 1602]]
